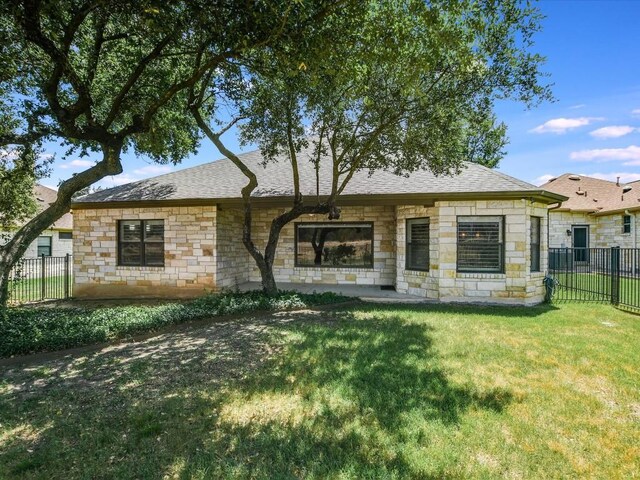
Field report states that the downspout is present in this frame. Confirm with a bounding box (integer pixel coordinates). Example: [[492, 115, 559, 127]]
[[626, 209, 637, 250], [547, 202, 563, 249]]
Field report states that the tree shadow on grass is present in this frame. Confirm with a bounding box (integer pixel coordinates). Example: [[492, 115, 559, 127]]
[[0, 308, 514, 479]]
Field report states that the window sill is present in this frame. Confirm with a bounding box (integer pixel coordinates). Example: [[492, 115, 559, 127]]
[[294, 266, 374, 271], [456, 272, 505, 279], [403, 269, 430, 275], [116, 265, 165, 270]]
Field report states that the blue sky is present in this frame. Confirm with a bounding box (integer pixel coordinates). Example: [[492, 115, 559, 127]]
[[42, 0, 640, 190]]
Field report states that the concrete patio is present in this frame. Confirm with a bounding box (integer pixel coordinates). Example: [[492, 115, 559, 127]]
[[237, 282, 434, 303]]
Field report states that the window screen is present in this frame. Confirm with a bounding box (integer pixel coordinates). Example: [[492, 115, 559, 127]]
[[37, 236, 52, 257], [118, 220, 164, 266], [530, 217, 541, 272], [406, 218, 429, 271], [457, 216, 504, 273], [59, 231, 72, 240]]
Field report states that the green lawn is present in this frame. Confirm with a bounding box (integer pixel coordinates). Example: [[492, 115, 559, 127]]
[[552, 271, 640, 306], [1, 302, 638, 479], [8, 275, 70, 304]]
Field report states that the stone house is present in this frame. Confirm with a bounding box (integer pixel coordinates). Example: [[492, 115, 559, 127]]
[[71, 149, 566, 305], [1, 184, 73, 259], [541, 174, 640, 251]]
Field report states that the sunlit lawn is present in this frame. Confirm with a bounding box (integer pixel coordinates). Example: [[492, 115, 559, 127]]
[[1, 302, 638, 479]]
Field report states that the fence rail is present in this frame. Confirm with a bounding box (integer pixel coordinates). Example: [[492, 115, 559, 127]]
[[548, 247, 640, 310], [8, 254, 73, 304]]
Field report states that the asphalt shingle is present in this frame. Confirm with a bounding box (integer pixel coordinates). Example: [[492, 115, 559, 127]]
[[75, 146, 560, 204]]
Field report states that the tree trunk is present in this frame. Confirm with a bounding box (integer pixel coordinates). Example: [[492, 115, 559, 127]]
[[0, 143, 123, 306]]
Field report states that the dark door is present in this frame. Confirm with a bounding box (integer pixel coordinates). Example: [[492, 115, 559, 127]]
[[572, 226, 589, 262]]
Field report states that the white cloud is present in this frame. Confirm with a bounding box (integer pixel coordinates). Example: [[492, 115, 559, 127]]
[[59, 159, 95, 169], [582, 172, 640, 184], [533, 174, 556, 186], [99, 174, 139, 187], [569, 104, 586, 110], [631, 109, 640, 117], [589, 125, 637, 139], [570, 145, 640, 164], [132, 165, 173, 175], [530, 117, 604, 134]]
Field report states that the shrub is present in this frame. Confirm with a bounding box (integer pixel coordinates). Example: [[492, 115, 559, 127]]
[[0, 290, 351, 357]]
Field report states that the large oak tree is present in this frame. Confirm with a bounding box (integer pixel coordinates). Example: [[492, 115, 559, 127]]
[[0, 0, 346, 304], [190, 0, 553, 294]]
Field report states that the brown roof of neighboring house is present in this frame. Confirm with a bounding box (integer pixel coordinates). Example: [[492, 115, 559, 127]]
[[73, 146, 566, 208], [541, 174, 640, 215], [34, 185, 73, 230]]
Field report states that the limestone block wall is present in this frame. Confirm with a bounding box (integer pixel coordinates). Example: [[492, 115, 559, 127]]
[[548, 211, 596, 248], [73, 205, 217, 298], [395, 205, 439, 298], [215, 207, 252, 289], [433, 200, 548, 305], [594, 213, 638, 248], [246, 205, 396, 286]]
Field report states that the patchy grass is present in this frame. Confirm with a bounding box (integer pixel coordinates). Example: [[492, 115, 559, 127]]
[[0, 290, 350, 357], [0, 303, 638, 479]]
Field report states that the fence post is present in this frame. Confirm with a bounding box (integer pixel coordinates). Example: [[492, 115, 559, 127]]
[[610, 247, 620, 305], [40, 253, 46, 301], [64, 253, 70, 299]]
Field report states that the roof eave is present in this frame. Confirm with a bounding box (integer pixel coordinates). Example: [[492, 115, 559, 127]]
[[71, 189, 568, 210]]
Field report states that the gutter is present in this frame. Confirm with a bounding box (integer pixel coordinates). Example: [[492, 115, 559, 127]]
[[72, 189, 570, 210]]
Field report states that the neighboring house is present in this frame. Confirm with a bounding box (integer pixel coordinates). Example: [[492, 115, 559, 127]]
[[1, 184, 74, 259], [541, 174, 639, 251], [71, 148, 566, 305]]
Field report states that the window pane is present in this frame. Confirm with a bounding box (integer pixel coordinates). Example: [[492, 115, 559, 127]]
[[457, 217, 502, 272], [530, 217, 541, 272], [37, 236, 52, 256], [144, 243, 164, 266], [296, 223, 373, 267], [120, 243, 142, 265], [120, 221, 141, 241], [144, 220, 164, 242], [406, 218, 429, 270], [59, 231, 72, 240]]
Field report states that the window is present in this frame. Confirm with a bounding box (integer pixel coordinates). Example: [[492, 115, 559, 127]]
[[37, 236, 52, 257], [457, 216, 504, 273], [59, 231, 73, 240], [118, 220, 164, 266], [623, 215, 631, 234], [406, 218, 430, 271], [295, 222, 373, 268], [530, 216, 541, 272]]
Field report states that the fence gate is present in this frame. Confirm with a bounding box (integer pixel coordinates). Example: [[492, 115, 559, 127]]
[[8, 254, 73, 304], [548, 247, 640, 310]]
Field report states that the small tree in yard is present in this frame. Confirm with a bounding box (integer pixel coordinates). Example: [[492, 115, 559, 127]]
[[190, 0, 552, 295], [0, 0, 346, 304]]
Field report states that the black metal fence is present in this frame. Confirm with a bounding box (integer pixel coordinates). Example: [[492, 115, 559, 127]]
[[8, 254, 73, 304], [549, 247, 640, 310]]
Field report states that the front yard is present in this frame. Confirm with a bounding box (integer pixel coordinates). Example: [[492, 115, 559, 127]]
[[1, 302, 638, 479]]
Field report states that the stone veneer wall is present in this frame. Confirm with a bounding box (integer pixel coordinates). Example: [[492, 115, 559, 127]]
[[73, 206, 217, 298], [548, 211, 639, 249], [548, 211, 596, 248], [396, 200, 548, 305], [594, 213, 639, 248], [395, 205, 439, 298], [215, 207, 252, 289], [243, 205, 396, 286]]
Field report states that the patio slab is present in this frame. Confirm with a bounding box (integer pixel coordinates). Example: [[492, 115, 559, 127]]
[[237, 282, 435, 303]]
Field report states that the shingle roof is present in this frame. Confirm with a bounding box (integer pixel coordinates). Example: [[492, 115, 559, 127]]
[[34, 185, 73, 230], [541, 174, 640, 214], [75, 146, 564, 205]]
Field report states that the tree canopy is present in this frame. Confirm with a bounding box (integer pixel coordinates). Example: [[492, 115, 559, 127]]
[[190, 0, 552, 293]]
